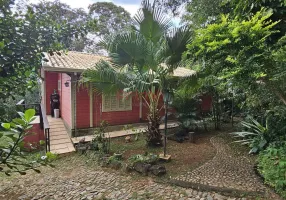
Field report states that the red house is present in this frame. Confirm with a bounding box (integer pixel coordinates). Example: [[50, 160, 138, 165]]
[[40, 51, 196, 139]]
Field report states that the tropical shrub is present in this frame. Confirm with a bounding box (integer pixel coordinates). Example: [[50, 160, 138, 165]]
[[258, 143, 286, 198], [0, 109, 56, 175], [231, 117, 270, 154], [128, 153, 158, 165], [91, 121, 110, 154]]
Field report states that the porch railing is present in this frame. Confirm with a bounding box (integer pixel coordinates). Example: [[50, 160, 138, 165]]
[[16, 100, 50, 152]]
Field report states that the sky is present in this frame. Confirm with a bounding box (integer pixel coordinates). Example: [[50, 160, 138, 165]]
[[28, 0, 181, 26]]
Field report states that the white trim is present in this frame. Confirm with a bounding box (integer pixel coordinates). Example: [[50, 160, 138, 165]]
[[89, 83, 93, 128]]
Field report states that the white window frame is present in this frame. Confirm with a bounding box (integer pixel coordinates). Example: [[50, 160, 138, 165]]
[[102, 93, 132, 112]]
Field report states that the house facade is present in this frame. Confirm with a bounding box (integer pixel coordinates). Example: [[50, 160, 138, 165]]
[[40, 51, 203, 137]]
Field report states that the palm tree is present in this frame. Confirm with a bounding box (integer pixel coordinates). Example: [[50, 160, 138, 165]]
[[81, 0, 193, 146]]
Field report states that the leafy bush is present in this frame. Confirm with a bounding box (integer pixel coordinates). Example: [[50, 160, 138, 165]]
[[0, 109, 56, 175], [258, 143, 286, 198], [231, 117, 269, 154], [128, 153, 158, 165], [232, 108, 286, 154], [91, 121, 110, 154]]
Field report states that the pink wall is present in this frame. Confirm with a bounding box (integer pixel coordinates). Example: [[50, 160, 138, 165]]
[[45, 71, 58, 115], [24, 123, 45, 150], [76, 85, 91, 128], [60, 73, 72, 128]]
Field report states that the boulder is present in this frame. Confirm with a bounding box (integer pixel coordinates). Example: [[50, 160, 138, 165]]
[[149, 165, 166, 176], [133, 162, 151, 176]]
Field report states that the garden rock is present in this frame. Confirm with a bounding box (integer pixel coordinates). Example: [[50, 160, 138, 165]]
[[149, 165, 166, 176], [125, 136, 131, 143], [109, 161, 122, 170], [133, 162, 151, 175]]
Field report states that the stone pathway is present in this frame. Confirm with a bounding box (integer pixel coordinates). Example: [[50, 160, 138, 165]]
[[171, 136, 266, 196], [0, 155, 249, 200]]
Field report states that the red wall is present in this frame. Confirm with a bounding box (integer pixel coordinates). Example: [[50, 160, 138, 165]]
[[45, 71, 58, 115], [44, 71, 168, 129], [60, 73, 72, 127], [24, 123, 45, 150], [94, 94, 141, 126]]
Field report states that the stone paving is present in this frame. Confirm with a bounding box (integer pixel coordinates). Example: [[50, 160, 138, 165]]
[[0, 156, 249, 200], [172, 136, 266, 195]]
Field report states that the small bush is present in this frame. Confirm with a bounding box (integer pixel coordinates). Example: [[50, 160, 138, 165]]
[[258, 143, 286, 198], [128, 153, 158, 165]]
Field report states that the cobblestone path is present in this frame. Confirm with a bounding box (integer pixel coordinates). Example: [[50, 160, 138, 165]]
[[172, 136, 266, 195], [0, 155, 251, 200]]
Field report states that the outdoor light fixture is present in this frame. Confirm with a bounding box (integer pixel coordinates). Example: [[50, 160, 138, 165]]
[[163, 90, 173, 104], [64, 81, 69, 87]]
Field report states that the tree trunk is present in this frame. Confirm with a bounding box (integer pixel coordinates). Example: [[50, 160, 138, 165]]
[[144, 90, 162, 147]]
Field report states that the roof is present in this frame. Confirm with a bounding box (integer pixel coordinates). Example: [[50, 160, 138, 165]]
[[42, 51, 107, 72], [42, 51, 196, 77]]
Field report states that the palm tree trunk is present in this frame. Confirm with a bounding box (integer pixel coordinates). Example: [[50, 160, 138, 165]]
[[143, 90, 163, 146]]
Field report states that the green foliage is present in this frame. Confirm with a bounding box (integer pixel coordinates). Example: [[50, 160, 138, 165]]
[[82, 0, 193, 146], [0, 0, 94, 101], [31, 0, 97, 52], [258, 143, 286, 198], [91, 121, 110, 154], [128, 153, 158, 165], [0, 109, 56, 175], [231, 117, 269, 154], [185, 9, 286, 107], [88, 2, 131, 36]]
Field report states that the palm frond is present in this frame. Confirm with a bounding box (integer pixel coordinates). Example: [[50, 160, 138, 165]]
[[133, 0, 172, 43], [160, 26, 194, 69], [81, 60, 127, 94]]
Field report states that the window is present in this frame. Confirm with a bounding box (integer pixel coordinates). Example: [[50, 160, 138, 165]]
[[102, 93, 132, 112]]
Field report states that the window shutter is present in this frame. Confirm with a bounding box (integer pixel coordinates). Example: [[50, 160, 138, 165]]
[[102, 93, 132, 112], [102, 94, 111, 111], [125, 96, 132, 110], [110, 94, 117, 111]]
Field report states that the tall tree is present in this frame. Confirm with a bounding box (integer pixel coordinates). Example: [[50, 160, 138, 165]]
[[88, 2, 132, 36], [184, 10, 286, 106], [31, 0, 97, 52], [0, 0, 94, 120]]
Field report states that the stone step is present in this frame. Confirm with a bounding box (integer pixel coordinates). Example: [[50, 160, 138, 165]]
[[50, 138, 72, 145]]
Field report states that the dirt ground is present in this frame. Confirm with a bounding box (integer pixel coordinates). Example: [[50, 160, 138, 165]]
[[109, 131, 217, 178]]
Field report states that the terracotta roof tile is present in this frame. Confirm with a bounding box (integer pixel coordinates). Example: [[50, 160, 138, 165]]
[[42, 51, 196, 77], [42, 51, 107, 72]]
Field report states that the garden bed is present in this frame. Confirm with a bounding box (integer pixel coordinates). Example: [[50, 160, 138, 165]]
[[107, 131, 217, 178]]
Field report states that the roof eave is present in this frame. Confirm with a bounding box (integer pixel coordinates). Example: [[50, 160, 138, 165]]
[[42, 66, 84, 73]]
